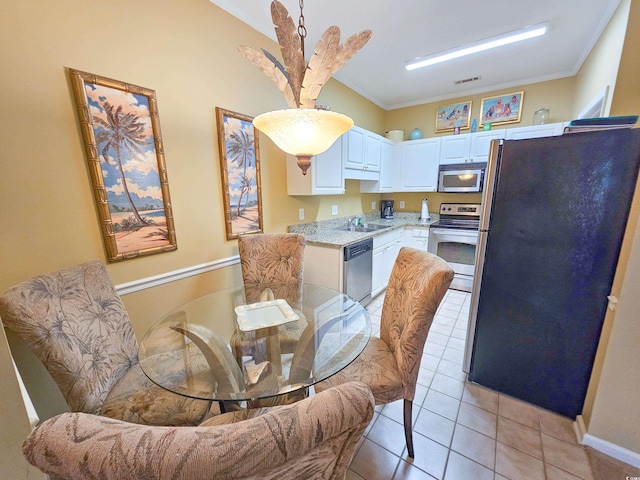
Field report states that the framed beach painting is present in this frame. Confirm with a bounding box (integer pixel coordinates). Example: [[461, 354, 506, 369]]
[[480, 91, 524, 127], [435, 100, 472, 133], [68, 68, 177, 262], [215, 107, 263, 240]]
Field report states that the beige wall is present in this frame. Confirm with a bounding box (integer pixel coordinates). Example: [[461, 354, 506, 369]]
[[0, 0, 385, 475], [582, 0, 640, 454], [0, 0, 386, 298], [382, 76, 576, 224], [1, 0, 268, 289], [384, 77, 576, 139], [1, 0, 639, 474], [382, 192, 482, 214], [277, 81, 388, 226], [0, 329, 43, 479], [571, 0, 629, 117]]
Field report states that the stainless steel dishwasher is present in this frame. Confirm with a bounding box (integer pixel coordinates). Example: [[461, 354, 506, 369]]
[[343, 238, 373, 307]]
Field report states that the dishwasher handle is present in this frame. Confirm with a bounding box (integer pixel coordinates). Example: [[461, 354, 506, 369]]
[[344, 239, 373, 261]]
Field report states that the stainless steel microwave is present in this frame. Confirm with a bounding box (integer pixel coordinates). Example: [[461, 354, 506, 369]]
[[438, 162, 486, 193]]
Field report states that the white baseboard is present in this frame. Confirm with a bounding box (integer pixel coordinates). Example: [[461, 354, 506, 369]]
[[575, 415, 640, 469], [574, 415, 588, 444], [115, 255, 240, 295]]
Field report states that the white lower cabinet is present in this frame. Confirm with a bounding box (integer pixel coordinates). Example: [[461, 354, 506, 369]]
[[371, 247, 385, 297], [403, 226, 429, 251], [372, 228, 403, 297]]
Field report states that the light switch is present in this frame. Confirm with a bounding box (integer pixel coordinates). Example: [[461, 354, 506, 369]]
[[299, 208, 304, 220], [371, 201, 376, 210], [399, 201, 405, 209], [331, 205, 338, 215]]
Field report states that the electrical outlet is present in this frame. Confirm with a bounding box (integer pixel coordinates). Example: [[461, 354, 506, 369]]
[[331, 205, 338, 216], [299, 208, 304, 220], [399, 200, 405, 209], [371, 201, 376, 211]]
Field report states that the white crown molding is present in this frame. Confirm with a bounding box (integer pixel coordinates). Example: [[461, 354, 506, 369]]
[[115, 256, 240, 295]]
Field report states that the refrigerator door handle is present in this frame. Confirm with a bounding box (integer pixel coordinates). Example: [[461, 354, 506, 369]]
[[479, 139, 503, 231], [463, 139, 502, 373], [463, 229, 489, 372]]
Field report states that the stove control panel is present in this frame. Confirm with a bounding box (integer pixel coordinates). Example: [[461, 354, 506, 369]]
[[439, 203, 481, 217]]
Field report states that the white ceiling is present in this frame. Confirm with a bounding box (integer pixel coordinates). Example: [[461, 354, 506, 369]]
[[209, 0, 621, 110]]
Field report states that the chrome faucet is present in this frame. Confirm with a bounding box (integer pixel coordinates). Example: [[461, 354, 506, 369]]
[[346, 216, 357, 230]]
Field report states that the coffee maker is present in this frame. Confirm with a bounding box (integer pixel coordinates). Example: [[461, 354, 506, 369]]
[[381, 200, 394, 219]]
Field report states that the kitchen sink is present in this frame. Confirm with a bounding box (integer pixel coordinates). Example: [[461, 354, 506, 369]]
[[336, 223, 390, 233], [364, 223, 392, 230]]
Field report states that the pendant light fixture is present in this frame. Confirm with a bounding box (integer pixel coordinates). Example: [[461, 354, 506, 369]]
[[239, 1, 371, 175]]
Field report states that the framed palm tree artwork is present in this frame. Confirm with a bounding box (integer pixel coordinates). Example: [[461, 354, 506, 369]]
[[68, 68, 177, 262], [215, 107, 263, 240]]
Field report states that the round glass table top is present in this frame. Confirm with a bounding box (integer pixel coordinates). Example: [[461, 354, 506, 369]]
[[139, 284, 371, 402]]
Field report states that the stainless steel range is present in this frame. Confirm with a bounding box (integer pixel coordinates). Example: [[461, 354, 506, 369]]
[[427, 203, 480, 292]]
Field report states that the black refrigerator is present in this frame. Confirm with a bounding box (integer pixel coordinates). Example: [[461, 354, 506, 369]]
[[465, 128, 640, 418]]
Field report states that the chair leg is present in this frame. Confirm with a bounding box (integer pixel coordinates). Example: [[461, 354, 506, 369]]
[[403, 399, 415, 458]]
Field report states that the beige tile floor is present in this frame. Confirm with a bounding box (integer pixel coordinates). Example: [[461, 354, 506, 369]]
[[345, 289, 611, 480]]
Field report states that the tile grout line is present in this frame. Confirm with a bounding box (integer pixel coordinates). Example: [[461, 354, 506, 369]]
[[362, 289, 599, 480]]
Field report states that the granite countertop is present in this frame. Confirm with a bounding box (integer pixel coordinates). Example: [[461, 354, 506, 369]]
[[288, 211, 439, 248]]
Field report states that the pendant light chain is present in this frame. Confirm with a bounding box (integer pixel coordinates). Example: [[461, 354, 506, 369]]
[[298, 0, 307, 57]]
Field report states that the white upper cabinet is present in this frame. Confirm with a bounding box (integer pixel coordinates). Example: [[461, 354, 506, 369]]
[[469, 129, 507, 163], [344, 126, 380, 180], [439, 133, 471, 164], [364, 131, 382, 171], [344, 127, 365, 170], [360, 138, 398, 193], [379, 139, 396, 191], [440, 130, 506, 164], [400, 138, 440, 192], [505, 122, 565, 140], [286, 135, 345, 195]]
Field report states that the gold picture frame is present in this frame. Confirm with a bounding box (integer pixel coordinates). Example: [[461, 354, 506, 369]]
[[215, 107, 263, 240], [480, 91, 524, 127], [435, 100, 472, 133], [69, 69, 177, 262]]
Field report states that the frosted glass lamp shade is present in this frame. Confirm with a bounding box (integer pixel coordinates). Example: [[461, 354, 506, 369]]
[[253, 108, 354, 174]]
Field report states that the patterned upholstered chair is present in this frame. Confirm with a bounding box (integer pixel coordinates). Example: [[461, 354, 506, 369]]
[[234, 233, 306, 364], [315, 248, 454, 458], [0, 260, 215, 426], [238, 233, 305, 309], [23, 381, 375, 480]]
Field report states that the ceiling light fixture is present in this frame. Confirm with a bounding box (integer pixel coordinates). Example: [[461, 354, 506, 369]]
[[239, 1, 372, 175], [405, 23, 549, 71]]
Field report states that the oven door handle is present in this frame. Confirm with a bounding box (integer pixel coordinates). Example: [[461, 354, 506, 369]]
[[429, 229, 479, 243]]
